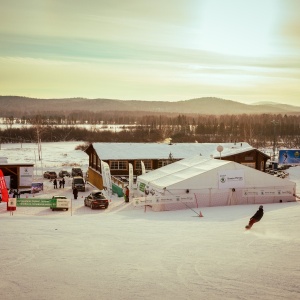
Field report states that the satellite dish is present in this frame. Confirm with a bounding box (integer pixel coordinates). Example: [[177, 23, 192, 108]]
[[217, 145, 223, 152], [217, 145, 223, 159]]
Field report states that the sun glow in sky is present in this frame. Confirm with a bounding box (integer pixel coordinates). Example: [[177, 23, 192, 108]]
[[194, 0, 280, 57], [0, 0, 300, 105]]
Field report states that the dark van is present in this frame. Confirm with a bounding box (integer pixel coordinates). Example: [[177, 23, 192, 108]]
[[72, 176, 85, 192]]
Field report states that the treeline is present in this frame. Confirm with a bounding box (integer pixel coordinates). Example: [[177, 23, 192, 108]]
[[0, 126, 163, 144], [1, 113, 300, 148]]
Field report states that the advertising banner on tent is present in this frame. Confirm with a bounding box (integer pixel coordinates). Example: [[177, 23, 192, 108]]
[[133, 195, 194, 207], [242, 188, 294, 197], [19, 167, 33, 186], [278, 150, 300, 165], [138, 182, 146, 192], [138, 182, 157, 196], [218, 170, 245, 189]]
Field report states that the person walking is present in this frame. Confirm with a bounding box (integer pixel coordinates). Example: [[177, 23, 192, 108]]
[[245, 205, 264, 229], [73, 187, 78, 200], [53, 178, 58, 189]]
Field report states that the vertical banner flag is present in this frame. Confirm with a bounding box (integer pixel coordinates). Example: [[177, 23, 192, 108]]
[[0, 169, 9, 202], [101, 160, 112, 195], [141, 161, 146, 175], [129, 163, 133, 192]]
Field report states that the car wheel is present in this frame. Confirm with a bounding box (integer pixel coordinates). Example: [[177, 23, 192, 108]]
[[65, 208, 68, 211], [105, 204, 108, 209]]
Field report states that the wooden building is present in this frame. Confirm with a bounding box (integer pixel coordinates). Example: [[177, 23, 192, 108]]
[[84, 142, 270, 191]]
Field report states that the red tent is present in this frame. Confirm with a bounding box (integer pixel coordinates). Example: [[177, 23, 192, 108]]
[[0, 169, 9, 202]]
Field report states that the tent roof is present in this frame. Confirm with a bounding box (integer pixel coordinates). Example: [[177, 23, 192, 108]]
[[91, 142, 257, 160], [137, 156, 294, 190]]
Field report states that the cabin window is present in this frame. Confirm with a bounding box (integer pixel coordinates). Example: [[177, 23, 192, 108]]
[[135, 160, 152, 170], [92, 154, 97, 168], [110, 161, 127, 170], [158, 160, 173, 167]]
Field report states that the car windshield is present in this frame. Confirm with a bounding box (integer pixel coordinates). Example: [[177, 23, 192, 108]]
[[74, 178, 84, 184], [93, 192, 104, 199]]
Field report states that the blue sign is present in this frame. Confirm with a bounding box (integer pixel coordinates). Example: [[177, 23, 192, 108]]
[[278, 150, 300, 165]]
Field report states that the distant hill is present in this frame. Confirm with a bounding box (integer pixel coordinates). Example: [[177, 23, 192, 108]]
[[1, 96, 300, 116]]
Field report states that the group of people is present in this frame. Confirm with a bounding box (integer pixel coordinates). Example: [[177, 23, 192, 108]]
[[53, 178, 65, 189], [9, 189, 20, 198], [53, 177, 80, 200]]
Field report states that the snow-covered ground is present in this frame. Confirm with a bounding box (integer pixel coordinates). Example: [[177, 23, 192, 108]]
[[1, 142, 300, 300]]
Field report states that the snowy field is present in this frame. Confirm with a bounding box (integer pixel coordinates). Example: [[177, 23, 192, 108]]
[[1, 142, 300, 300]]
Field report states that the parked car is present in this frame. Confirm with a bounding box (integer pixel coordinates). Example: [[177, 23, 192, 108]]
[[43, 171, 50, 178], [59, 170, 70, 178], [72, 176, 85, 191], [43, 171, 57, 179], [71, 167, 83, 177], [84, 190, 109, 209], [50, 196, 69, 211]]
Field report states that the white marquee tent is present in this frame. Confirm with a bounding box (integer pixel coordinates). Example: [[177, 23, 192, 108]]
[[135, 156, 296, 211]]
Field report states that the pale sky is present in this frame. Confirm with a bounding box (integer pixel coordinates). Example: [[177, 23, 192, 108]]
[[1, 0, 300, 105]]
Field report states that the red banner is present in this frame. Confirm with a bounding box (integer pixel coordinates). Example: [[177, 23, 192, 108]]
[[0, 169, 9, 202]]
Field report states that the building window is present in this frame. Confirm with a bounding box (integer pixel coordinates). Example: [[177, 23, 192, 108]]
[[245, 156, 253, 161], [158, 160, 173, 168], [92, 154, 97, 168], [135, 160, 152, 170], [110, 161, 127, 170]]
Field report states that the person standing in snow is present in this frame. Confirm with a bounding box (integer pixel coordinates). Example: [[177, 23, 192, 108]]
[[246, 205, 264, 229], [53, 178, 58, 189], [73, 187, 78, 200], [62, 177, 65, 188], [124, 186, 129, 202]]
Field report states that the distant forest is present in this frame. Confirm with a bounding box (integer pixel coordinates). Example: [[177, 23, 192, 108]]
[[0, 112, 300, 149]]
